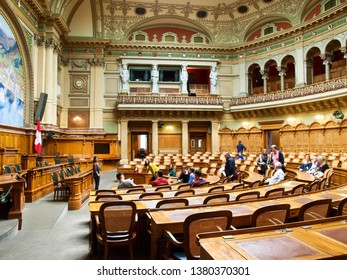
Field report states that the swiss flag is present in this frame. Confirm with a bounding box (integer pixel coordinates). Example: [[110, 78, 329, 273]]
[[34, 120, 42, 154]]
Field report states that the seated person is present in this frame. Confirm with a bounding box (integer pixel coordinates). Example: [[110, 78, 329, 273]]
[[299, 155, 312, 171], [314, 156, 329, 178], [257, 149, 271, 175], [116, 172, 137, 189], [188, 167, 195, 184], [168, 164, 176, 177], [177, 165, 189, 183], [307, 156, 319, 174], [152, 169, 169, 186], [191, 169, 207, 188], [264, 162, 285, 185]]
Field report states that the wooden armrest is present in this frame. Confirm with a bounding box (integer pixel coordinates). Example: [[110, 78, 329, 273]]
[[230, 225, 237, 230], [164, 230, 183, 248]]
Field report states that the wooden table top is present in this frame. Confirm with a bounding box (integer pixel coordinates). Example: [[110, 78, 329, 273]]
[[199, 218, 347, 260], [148, 186, 347, 228]]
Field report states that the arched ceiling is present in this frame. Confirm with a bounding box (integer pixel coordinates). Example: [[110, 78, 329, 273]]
[[37, 1, 340, 45]]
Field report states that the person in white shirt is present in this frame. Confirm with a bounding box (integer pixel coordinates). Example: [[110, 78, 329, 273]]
[[265, 162, 285, 185]]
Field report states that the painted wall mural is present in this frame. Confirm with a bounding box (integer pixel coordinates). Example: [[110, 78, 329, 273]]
[[0, 13, 24, 126]]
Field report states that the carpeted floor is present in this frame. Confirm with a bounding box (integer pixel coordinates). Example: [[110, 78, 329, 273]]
[[0, 169, 127, 260]]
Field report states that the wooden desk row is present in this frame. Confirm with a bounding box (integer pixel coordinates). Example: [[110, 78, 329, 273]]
[[0, 174, 26, 229], [198, 216, 347, 260], [147, 185, 347, 259]]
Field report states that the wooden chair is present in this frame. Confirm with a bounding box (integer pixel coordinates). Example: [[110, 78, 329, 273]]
[[290, 184, 305, 194], [163, 210, 233, 260], [139, 192, 163, 199], [231, 183, 244, 190], [298, 199, 332, 221], [51, 172, 70, 200], [13, 164, 21, 172], [336, 197, 347, 216], [174, 189, 195, 197], [156, 198, 189, 208], [325, 170, 334, 188], [318, 177, 327, 190], [126, 187, 146, 194], [203, 194, 230, 205], [177, 184, 190, 190], [235, 191, 260, 201], [264, 187, 285, 198], [305, 180, 320, 192], [250, 204, 290, 227], [95, 195, 123, 201], [95, 190, 117, 195], [3, 166, 11, 174], [0, 186, 13, 218], [96, 201, 137, 259], [249, 180, 261, 189], [208, 186, 224, 193], [155, 185, 172, 191]]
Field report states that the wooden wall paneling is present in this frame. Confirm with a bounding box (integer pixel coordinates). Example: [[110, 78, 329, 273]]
[[248, 127, 262, 153], [324, 121, 340, 153], [234, 127, 249, 153], [280, 124, 295, 153], [309, 122, 325, 153], [339, 119, 347, 153], [158, 134, 182, 154], [219, 127, 233, 153]]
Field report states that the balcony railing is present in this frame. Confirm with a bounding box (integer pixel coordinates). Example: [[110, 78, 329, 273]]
[[230, 77, 347, 106], [116, 95, 224, 106]]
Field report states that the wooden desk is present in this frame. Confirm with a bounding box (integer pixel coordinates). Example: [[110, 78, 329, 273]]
[[199, 217, 347, 260], [0, 174, 26, 229], [65, 169, 93, 210], [148, 186, 347, 259], [295, 170, 316, 183]]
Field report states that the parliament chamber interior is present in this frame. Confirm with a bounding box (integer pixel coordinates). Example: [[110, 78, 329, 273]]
[[1, 0, 347, 261]]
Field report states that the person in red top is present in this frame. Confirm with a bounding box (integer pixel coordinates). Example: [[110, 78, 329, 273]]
[[151, 169, 169, 186], [191, 169, 207, 188]]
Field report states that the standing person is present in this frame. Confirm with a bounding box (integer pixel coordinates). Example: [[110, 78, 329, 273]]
[[93, 156, 102, 190], [236, 140, 246, 160], [257, 149, 271, 175], [224, 152, 236, 179], [270, 144, 285, 172], [144, 158, 159, 182]]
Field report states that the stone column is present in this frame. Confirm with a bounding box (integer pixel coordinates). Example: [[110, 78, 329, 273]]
[[42, 38, 55, 125], [321, 54, 332, 81], [277, 66, 287, 91], [120, 120, 128, 164], [151, 65, 159, 94], [305, 59, 314, 85], [181, 65, 188, 94], [182, 120, 189, 156], [295, 44, 306, 86], [58, 58, 69, 128], [247, 73, 253, 95], [152, 120, 159, 155], [261, 70, 268, 94], [89, 59, 104, 128], [342, 47, 347, 73], [211, 121, 220, 154]]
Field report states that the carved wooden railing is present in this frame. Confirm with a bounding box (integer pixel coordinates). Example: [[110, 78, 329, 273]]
[[230, 77, 347, 106], [116, 95, 224, 106]]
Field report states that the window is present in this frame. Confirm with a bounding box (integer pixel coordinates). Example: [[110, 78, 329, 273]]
[[159, 67, 180, 82], [324, 0, 337, 11], [161, 32, 178, 43], [264, 26, 274, 35], [261, 23, 276, 37], [129, 66, 151, 82]]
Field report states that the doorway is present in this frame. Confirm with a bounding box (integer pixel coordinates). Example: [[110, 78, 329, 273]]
[[131, 132, 149, 160], [189, 132, 206, 154], [264, 130, 280, 151]]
